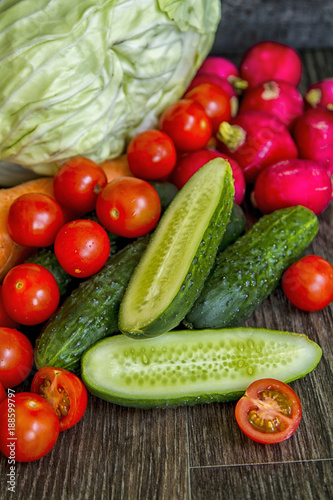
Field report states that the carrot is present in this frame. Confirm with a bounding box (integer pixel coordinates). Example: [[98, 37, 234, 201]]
[[0, 177, 54, 282], [99, 155, 134, 182]]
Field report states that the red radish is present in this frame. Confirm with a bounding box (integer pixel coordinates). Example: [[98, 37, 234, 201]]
[[251, 159, 333, 215], [216, 110, 298, 183], [197, 56, 240, 83], [184, 83, 232, 133], [240, 41, 302, 88], [292, 108, 333, 174], [239, 81, 304, 128], [304, 78, 333, 110], [186, 74, 239, 116], [171, 149, 246, 205]]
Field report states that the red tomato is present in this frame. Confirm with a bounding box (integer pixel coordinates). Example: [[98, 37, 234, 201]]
[[159, 99, 212, 152], [2, 264, 60, 325], [0, 392, 60, 462], [184, 83, 232, 133], [54, 219, 110, 278], [53, 157, 108, 215], [31, 367, 88, 431], [7, 193, 65, 247], [96, 177, 161, 238], [0, 285, 17, 328], [0, 327, 34, 388], [0, 382, 7, 405], [235, 379, 302, 444], [171, 148, 246, 205], [282, 255, 333, 311], [127, 129, 177, 180]]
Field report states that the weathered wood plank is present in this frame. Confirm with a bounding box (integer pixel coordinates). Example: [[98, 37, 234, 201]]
[[189, 460, 333, 500], [212, 0, 333, 54], [1, 401, 189, 500]]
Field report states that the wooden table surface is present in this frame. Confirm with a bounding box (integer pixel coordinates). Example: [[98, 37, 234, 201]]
[[1, 49, 333, 500]]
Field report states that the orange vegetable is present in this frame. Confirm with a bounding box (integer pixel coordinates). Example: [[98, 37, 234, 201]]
[[99, 155, 134, 182], [0, 155, 132, 281], [0, 177, 54, 282]]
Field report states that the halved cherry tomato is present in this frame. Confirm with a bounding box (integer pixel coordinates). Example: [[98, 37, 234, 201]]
[[282, 255, 333, 311], [235, 379, 302, 444], [0, 327, 34, 388], [53, 157, 108, 215], [2, 263, 60, 325], [0, 285, 17, 328], [0, 392, 60, 462], [7, 193, 65, 247], [159, 99, 212, 152], [54, 219, 110, 278], [0, 382, 7, 405], [31, 367, 88, 431], [96, 177, 161, 238], [127, 129, 177, 180], [184, 83, 232, 133]]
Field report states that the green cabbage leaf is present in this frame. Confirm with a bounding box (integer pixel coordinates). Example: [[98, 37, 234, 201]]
[[0, 0, 220, 178]]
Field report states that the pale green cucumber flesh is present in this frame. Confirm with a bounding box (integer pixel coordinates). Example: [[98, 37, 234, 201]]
[[81, 328, 322, 409], [118, 158, 234, 338]]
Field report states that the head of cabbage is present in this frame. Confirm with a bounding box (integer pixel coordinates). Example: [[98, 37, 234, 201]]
[[0, 0, 221, 182]]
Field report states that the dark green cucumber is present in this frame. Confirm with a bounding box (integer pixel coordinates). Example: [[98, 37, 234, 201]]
[[149, 181, 179, 212], [26, 247, 72, 296], [218, 202, 246, 252], [34, 236, 149, 374], [81, 327, 322, 409], [118, 159, 235, 338], [185, 206, 319, 329]]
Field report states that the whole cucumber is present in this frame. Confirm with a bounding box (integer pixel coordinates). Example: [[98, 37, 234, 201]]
[[185, 206, 318, 329], [34, 236, 149, 374]]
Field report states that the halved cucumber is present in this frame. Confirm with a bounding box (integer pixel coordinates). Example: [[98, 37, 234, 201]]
[[118, 158, 234, 338], [81, 328, 322, 409]]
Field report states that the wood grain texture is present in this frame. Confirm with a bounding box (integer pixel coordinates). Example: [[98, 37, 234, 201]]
[[189, 461, 333, 500], [0, 49, 332, 500], [212, 0, 333, 53]]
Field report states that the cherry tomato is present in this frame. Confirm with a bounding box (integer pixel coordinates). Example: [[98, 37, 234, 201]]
[[235, 379, 302, 444], [127, 129, 177, 180], [282, 255, 333, 311], [159, 99, 212, 152], [0, 382, 6, 405], [0, 285, 17, 328], [0, 392, 60, 462], [0, 327, 34, 388], [96, 177, 161, 238], [2, 264, 60, 325], [54, 219, 110, 278], [53, 157, 108, 215], [7, 193, 65, 247], [31, 367, 88, 431], [184, 83, 232, 133]]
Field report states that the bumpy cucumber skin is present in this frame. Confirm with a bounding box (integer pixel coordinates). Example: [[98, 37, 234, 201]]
[[120, 163, 235, 338], [34, 236, 149, 374], [185, 206, 319, 330], [81, 328, 322, 409], [218, 202, 246, 252]]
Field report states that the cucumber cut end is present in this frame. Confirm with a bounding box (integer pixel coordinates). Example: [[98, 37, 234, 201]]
[[81, 328, 322, 409]]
